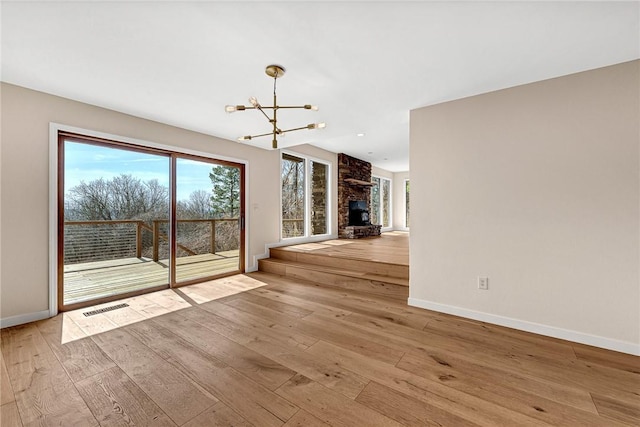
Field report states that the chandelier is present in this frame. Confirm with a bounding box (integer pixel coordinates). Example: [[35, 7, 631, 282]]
[[225, 64, 325, 149]]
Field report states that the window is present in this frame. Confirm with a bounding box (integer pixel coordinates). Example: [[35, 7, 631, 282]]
[[281, 154, 305, 238], [370, 176, 391, 228], [281, 152, 330, 239], [371, 177, 380, 225], [310, 161, 328, 235], [405, 179, 410, 228]]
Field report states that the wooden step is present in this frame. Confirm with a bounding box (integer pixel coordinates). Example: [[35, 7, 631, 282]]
[[269, 247, 409, 280], [258, 258, 408, 301]]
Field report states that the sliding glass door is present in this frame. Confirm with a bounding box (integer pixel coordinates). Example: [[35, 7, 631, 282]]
[[174, 158, 242, 284], [59, 133, 244, 311]]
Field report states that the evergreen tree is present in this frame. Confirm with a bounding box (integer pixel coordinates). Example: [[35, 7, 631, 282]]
[[209, 165, 240, 218]]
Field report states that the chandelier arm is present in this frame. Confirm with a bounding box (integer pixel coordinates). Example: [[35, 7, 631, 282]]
[[254, 104, 273, 123], [245, 131, 275, 139], [241, 106, 308, 110], [280, 125, 313, 133]]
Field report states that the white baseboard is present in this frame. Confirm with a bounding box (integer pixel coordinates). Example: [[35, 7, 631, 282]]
[[245, 264, 259, 273], [1, 310, 51, 329], [408, 297, 640, 356]]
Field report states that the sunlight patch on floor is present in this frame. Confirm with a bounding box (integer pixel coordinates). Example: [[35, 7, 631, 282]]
[[59, 274, 263, 344], [178, 275, 267, 304], [321, 240, 354, 246]]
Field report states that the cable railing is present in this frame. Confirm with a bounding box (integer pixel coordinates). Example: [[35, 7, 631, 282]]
[[282, 218, 304, 238], [64, 219, 239, 265]]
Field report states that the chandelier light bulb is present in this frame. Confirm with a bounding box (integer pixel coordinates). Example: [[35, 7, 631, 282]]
[[249, 97, 260, 107], [225, 105, 245, 113]]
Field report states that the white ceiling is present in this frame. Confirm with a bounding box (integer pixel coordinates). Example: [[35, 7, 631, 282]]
[[2, 1, 638, 172]]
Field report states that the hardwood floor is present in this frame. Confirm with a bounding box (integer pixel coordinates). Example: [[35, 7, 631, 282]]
[[259, 232, 409, 300], [1, 236, 639, 426]]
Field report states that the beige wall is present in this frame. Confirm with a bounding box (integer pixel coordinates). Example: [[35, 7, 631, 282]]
[[0, 83, 337, 322], [409, 61, 639, 354]]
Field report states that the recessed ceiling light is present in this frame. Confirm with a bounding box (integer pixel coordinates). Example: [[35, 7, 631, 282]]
[[367, 152, 373, 155], [357, 133, 365, 137]]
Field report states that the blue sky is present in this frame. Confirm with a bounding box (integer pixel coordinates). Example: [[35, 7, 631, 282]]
[[64, 141, 216, 200]]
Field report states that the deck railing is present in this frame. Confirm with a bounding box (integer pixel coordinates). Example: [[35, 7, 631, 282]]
[[282, 218, 304, 238], [64, 219, 239, 265]]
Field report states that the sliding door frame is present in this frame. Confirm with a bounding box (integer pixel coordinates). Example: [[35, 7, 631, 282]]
[[50, 124, 248, 314]]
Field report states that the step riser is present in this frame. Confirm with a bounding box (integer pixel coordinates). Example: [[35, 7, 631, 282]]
[[259, 259, 408, 301], [269, 248, 409, 280]]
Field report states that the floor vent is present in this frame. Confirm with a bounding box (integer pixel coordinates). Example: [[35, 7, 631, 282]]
[[83, 303, 129, 317]]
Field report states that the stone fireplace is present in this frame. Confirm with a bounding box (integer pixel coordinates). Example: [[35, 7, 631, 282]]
[[338, 153, 382, 238]]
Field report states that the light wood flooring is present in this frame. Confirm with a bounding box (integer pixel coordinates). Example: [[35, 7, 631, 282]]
[[63, 250, 240, 305], [259, 232, 410, 300], [2, 270, 639, 425], [269, 231, 409, 267]]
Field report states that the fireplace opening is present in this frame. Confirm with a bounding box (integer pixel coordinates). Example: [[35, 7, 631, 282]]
[[349, 200, 370, 226]]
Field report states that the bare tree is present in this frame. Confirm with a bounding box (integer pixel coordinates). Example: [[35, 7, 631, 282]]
[[64, 173, 241, 264], [65, 174, 168, 221], [177, 189, 213, 219], [281, 155, 305, 237]]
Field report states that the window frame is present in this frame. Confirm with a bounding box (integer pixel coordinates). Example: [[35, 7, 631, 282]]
[[280, 150, 332, 241]]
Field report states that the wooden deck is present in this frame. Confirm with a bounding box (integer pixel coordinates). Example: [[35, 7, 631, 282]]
[[64, 250, 240, 305], [1, 270, 638, 426]]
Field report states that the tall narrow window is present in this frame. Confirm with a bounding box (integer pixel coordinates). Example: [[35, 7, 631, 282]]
[[370, 176, 391, 228], [371, 177, 380, 225], [310, 161, 328, 235], [382, 178, 391, 228], [405, 179, 410, 228], [281, 154, 305, 238], [281, 152, 330, 239]]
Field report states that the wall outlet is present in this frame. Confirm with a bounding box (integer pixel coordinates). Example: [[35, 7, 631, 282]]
[[478, 277, 489, 290]]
